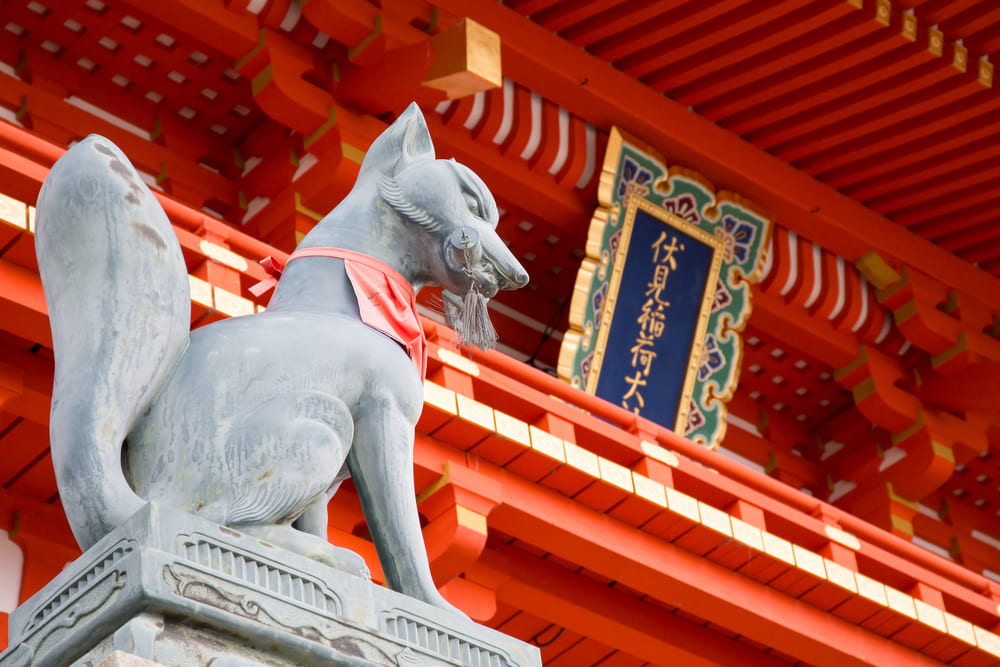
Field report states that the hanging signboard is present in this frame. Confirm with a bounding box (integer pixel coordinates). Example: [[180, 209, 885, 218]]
[[559, 128, 772, 447], [587, 197, 724, 431]]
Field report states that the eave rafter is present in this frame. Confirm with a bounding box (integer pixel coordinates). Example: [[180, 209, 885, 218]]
[[425, 0, 1000, 313]]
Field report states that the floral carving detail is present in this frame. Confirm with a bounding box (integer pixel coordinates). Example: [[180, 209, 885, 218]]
[[581, 353, 594, 381], [617, 156, 654, 201], [711, 280, 732, 313], [608, 230, 622, 258], [684, 400, 705, 435], [697, 334, 724, 382], [662, 194, 700, 225], [592, 282, 609, 325], [714, 215, 757, 264]]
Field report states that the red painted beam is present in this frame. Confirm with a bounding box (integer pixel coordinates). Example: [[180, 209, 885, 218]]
[[866, 160, 1000, 216], [532, 0, 648, 36], [473, 545, 793, 667], [917, 361, 1000, 412], [484, 466, 946, 667], [653, 2, 868, 101], [575, 0, 740, 54], [0, 258, 50, 347], [461, 342, 1000, 607], [705, 28, 915, 129], [791, 86, 999, 176], [824, 110, 1000, 190], [844, 137, 1000, 202]]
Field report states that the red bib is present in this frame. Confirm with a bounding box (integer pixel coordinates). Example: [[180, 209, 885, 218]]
[[250, 248, 426, 380]]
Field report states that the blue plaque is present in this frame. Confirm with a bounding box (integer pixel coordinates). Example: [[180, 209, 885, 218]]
[[587, 197, 724, 431]]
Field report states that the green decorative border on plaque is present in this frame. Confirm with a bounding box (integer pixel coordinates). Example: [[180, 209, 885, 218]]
[[557, 128, 773, 447]]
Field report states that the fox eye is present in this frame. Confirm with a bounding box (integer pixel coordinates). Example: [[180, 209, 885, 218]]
[[463, 191, 482, 218]]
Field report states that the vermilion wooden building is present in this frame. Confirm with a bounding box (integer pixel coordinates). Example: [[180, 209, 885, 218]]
[[1, 1, 999, 665]]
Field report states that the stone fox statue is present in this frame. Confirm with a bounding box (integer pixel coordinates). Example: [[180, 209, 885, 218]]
[[35, 103, 528, 612]]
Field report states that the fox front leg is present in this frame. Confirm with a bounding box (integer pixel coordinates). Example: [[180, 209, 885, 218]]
[[347, 401, 459, 614]]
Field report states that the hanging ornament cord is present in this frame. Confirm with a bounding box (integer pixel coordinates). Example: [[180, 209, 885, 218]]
[[452, 231, 498, 352]]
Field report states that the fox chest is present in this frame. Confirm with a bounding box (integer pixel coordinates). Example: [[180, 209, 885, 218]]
[[146, 312, 425, 438]]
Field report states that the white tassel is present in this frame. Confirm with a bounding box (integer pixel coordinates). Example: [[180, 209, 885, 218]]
[[458, 281, 498, 352], [444, 241, 499, 352]]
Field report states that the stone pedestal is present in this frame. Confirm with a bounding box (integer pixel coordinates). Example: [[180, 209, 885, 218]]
[[0, 504, 540, 667]]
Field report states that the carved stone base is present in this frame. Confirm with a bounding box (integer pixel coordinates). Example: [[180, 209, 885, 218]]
[[0, 504, 540, 667]]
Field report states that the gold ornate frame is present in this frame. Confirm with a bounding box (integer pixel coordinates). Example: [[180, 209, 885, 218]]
[[585, 195, 724, 432]]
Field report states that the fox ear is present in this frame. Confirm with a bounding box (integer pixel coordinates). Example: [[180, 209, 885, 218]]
[[359, 102, 435, 178]]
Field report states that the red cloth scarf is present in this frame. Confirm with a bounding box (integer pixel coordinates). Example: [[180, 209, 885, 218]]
[[250, 247, 426, 379]]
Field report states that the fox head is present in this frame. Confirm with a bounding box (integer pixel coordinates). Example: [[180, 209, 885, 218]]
[[361, 103, 529, 300]]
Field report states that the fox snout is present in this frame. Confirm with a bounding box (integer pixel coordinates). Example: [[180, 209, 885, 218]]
[[483, 230, 529, 292], [494, 257, 529, 291], [447, 226, 528, 296]]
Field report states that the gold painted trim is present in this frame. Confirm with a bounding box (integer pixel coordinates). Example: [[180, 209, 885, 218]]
[[213, 286, 255, 316], [567, 257, 598, 332], [437, 348, 481, 376], [886, 482, 920, 510], [302, 106, 338, 150], [714, 190, 774, 287], [731, 517, 764, 551], [598, 457, 634, 492], [890, 515, 914, 535], [0, 192, 28, 230], [875, 0, 891, 26], [856, 251, 901, 290], [901, 11, 918, 41], [597, 128, 623, 207], [422, 381, 457, 415], [824, 558, 858, 593], [931, 331, 967, 368], [349, 13, 383, 61], [979, 57, 994, 88], [632, 473, 667, 506], [953, 40, 968, 72], [665, 487, 700, 523], [928, 26, 944, 57], [824, 524, 861, 550], [235, 28, 267, 71], [945, 612, 976, 645], [564, 441, 601, 477], [294, 192, 323, 222], [640, 440, 679, 467], [416, 461, 451, 505], [494, 410, 530, 446], [584, 196, 723, 433], [556, 330, 582, 384], [455, 505, 488, 534], [455, 394, 495, 431], [188, 275, 213, 308], [251, 63, 273, 96], [411, 379, 1000, 650], [529, 425, 566, 461], [340, 140, 365, 164], [890, 412, 925, 445], [199, 240, 249, 272]]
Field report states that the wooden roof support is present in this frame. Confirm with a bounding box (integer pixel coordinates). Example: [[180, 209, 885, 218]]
[[470, 546, 794, 667], [482, 464, 949, 667], [425, 0, 1000, 310], [918, 361, 1000, 412]]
